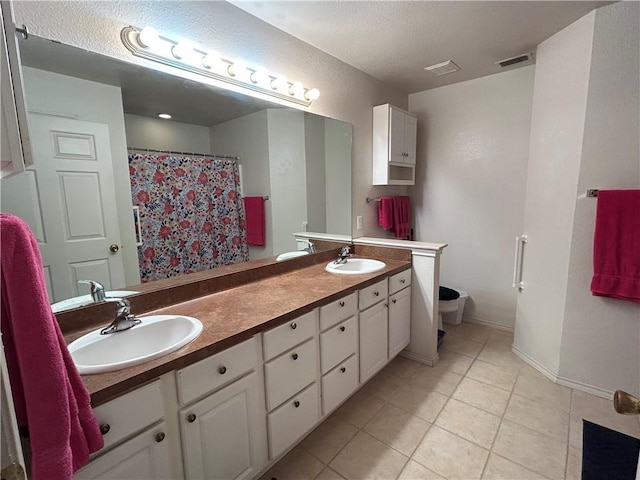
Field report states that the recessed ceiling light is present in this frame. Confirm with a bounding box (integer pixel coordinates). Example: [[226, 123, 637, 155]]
[[158, 113, 172, 120], [424, 60, 460, 76]]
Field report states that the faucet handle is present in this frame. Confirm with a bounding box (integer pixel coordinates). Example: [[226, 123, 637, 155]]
[[340, 246, 351, 256], [78, 280, 106, 303]]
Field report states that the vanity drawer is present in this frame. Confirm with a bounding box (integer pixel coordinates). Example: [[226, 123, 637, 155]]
[[177, 337, 257, 405], [93, 380, 164, 450], [319, 292, 357, 331], [321, 354, 358, 415], [264, 338, 316, 411], [267, 383, 319, 459], [389, 268, 412, 295], [359, 278, 388, 311], [320, 316, 357, 374], [263, 310, 316, 361]]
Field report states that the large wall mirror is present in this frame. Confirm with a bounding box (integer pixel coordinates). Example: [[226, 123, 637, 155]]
[[0, 34, 352, 310]]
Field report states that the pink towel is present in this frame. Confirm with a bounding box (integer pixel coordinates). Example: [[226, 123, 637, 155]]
[[378, 197, 393, 230], [590, 190, 640, 303], [0, 214, 103, 479], [392, 196, 411, 239], [243, 196, 265, 246]]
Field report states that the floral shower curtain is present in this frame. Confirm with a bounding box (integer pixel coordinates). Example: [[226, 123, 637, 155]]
[[129, 152, 249, 282]]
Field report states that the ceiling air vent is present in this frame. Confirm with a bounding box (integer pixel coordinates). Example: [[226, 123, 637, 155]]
[[424, 60, 460, 76], [496, 52, 534, 68]]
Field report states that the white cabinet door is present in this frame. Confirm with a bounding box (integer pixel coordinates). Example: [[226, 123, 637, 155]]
[[359, 301, 389, 383], [389, 287, 411, 358], [389, 106, 406, 164], [74, 423, 172, 480], [180, 372, 267, 480], [403, 113, 417, 165]]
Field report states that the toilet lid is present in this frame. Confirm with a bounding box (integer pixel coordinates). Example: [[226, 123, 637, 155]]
[[439, 286, 460, 301]]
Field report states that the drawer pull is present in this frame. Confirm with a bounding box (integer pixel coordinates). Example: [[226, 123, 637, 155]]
[[374, 291, 380, 297], [218, 366, 227, 375], [339, 301, 345, 307], [187, 413, 197, 423], [392, 299, 397, 304], [292, 353, 299, 360], [339, 326, 346, 332], [293, 400, 300, 408], [99, 424, 111, 435], [341, 367, 346, 373], [400, 278, 406, 284], [155, 432, 165, 443], [291, 322, 297, 329]]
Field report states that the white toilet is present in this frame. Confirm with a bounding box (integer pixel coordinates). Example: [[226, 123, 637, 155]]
[[438, 287, 469, 328]]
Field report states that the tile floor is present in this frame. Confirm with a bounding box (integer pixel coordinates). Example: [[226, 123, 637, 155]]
[[261, 323, 640, 480]]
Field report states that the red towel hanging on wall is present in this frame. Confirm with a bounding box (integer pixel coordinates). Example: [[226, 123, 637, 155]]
[[243, 196, 266, 246], [590, 190, 640, 303], [378, 197, 394, 230], [392, 196, 411, 239]]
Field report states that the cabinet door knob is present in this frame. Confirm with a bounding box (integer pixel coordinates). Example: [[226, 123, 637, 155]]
[[374, 291, 379, 297], [291, 322, 297, 329], [339, 326, 346, 332], [293, 400, 300, 408], [384, 303, 388, 308], [155, 432, 166, 443], [392, 299, 397, 304], [340, 367, 346, 373], [339, 301, 345, 307], [292, 353, 299, 360], [219, 366, 227, 375], [99, 424, 110, 435], [187, 413, 197, 423], [400, 279, 406, 284]]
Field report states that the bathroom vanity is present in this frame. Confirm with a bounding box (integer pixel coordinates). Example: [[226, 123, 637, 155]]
[[67, 250, 413, 479]]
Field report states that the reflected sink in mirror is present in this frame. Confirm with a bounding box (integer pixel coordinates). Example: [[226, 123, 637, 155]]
[[51, 291, 138, 314], [275, 251, 309, 262], [68, 315, 203, 374], [325, 258, 386, 275]]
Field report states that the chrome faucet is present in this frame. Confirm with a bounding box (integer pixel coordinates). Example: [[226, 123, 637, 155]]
[[78, 280, 106, 303], [335, 246, 353, 264], [301, 240, 316, 253], [100, 298, 141, 335]]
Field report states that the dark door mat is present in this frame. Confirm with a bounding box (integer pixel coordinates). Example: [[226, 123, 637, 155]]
[[582, 419, 640, 480]]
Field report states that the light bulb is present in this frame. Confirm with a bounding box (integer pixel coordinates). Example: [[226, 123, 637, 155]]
[[305, 88, 320, 101], [137, 27, 160, 50], [271, 76, 287, 91], [289, 82, 304, 97], [250, 68, 269, 85], [228, 61, 246, 77], [158, 113, 172, 120], [202, 51, 220, 69], [172, 41, 192, 60]]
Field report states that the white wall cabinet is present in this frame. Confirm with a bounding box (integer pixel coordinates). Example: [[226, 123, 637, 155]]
[[373, 104, 417, 185], [0, 2, 31, 179], [180, 372, 267, 480]]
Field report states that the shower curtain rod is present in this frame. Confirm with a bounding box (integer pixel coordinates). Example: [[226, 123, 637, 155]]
[[127, 146, 239, 161]]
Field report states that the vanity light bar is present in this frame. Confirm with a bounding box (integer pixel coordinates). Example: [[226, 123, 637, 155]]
[[121, 26, 320, 106]]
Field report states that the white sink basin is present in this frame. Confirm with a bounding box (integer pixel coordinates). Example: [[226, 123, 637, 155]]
[[51, 291, 138, 314], [68, 315, 203, 375], [325, 258, 386, 275], [276, 251, 309, 261]]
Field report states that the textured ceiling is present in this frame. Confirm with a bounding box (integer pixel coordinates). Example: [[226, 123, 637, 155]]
[[229, 1, 611, 93]]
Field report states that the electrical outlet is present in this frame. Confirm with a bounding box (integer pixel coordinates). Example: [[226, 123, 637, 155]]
[[356, 216, 363, 230]]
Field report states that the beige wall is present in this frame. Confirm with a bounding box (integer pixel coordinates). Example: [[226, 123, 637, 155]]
[[13, 0, 409, 239]]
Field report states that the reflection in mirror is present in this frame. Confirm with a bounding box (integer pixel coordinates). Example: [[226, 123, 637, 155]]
[[0, 34, 352, 309]]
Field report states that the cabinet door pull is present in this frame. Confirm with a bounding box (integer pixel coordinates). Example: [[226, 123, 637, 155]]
[[218, 366, 227, 375], [99, 424, 111, 435], [291, 322, 297, 329], [339, 326, 346, 332], [374, 291, 379, 297], [384, 303, 388, 308], [293, 400, 300, 408], [339, 301, 345, 307], [155, 432, 166, 443], [400, 278, 406, 284], [187, 413, 197, 423], [392, 299, 397, 304], [292, 353, 299, 360], [340, 367, 346, 373]]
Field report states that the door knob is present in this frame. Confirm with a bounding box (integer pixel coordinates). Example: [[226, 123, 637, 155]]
[[109, 244, 120, 253]]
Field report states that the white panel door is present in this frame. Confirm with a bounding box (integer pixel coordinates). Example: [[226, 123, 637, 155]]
[[180, 372, 267, 480], [359, 301, 389, 383], [389, 287, 411, 358], [403, 113, 417, 165], [2, 115, 125, 302], [389, 107, 406, 164]]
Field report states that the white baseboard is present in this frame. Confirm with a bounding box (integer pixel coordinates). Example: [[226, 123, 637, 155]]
[[462, 316, 515, 333], [512, 345, 614, 400], [400, 350, 438, 367]]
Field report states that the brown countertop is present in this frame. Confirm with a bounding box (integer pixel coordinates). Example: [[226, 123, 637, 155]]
[[68, 256, 411, 406]]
